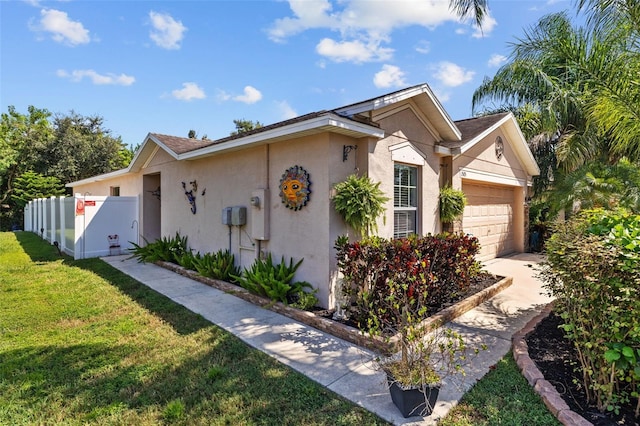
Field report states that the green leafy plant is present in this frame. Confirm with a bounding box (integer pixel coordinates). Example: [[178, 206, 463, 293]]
[[365, 273, 484, 417], [193, 249, 240, 283], [335, 233, 485, 417], [333, 174, 389, 237], [541, 209, 640, 416], [232, 253, 308, 305], [128, 232, 189, 264], [439, 186, 467, 224], [290, 285, 319, 310]]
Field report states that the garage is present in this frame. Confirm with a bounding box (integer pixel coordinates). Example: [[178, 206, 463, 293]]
[[462, 181, 516, 261]]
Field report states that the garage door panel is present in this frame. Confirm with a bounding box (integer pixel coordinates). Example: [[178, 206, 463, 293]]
[[462, 181, 515, 261]]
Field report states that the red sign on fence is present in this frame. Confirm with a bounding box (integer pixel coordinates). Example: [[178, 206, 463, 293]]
[[85, 200, 96, 207]]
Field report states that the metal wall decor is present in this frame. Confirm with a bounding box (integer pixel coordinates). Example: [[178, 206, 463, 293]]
[[495, 136, 504, 160], [182, 180, 204, 214], [279, 165, 311, 211]]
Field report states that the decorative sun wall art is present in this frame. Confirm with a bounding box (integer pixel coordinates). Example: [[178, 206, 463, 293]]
[[279, 165, 311, 211]]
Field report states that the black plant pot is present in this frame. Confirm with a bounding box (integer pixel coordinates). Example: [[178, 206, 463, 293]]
[[387, 378, 440, 418]]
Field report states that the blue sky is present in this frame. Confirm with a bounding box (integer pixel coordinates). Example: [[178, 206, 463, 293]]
[[1, 0, 570, 147]]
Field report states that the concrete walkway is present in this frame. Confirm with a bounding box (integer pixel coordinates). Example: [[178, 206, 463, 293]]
[[101, 253, 552, 425]]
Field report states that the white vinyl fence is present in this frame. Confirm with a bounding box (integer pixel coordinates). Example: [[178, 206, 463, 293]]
[[24, 195, 139, 259]]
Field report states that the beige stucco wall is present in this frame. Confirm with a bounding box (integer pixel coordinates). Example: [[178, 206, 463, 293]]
[[453, 128, 530, 256], [453, 128, 528, 184], [69, 107, 534, 306], [369, 104, 442, 237]]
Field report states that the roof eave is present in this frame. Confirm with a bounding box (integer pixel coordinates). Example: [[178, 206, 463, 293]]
[[457, 113, 540, 176], [334, 83, 462, 141], [179, 113, 384, 161], [65, 168, 130, 188]]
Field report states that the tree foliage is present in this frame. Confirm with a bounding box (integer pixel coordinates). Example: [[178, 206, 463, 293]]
[[230, 119, 263, 136], [471, 5, 640, 218], [11, 171, 65, 209], [0, 105, 130, 230]]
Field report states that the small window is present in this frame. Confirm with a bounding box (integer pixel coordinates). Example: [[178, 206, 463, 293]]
[[394, 164, 418, 238], [110, 186, 120, 196]]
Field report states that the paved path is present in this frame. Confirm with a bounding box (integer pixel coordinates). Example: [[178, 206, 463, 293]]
[[102, 253, 552, 425]]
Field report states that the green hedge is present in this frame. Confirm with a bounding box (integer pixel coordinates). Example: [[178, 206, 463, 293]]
[[541, 209, 640, 416]]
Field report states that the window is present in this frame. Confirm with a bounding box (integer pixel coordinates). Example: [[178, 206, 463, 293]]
[[110, 186, 120, 196], [394, 164, 418, 238]]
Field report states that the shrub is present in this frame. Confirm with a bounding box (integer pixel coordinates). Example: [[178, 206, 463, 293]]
[[541, 209, 640, 416], [232, 253, 315, 306], [128, 232, 189, 264], [193, 249, 240, 283], [335, 233, 481, 331]]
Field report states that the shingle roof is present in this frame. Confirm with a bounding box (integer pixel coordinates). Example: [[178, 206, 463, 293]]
[[150, 111, 334, 156], [437, 112, 509, 149]]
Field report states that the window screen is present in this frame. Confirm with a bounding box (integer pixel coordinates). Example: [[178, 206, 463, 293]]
[[394, 164, 417, 238]]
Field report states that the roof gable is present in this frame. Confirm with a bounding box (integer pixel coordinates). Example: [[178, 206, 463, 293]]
[[332, 83, 461, 141], [436, 112, 540, 176]]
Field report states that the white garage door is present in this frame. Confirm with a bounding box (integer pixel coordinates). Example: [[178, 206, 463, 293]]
[[462, 181, 515, 261]]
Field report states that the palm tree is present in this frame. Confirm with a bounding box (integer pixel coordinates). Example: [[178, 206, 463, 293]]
[[449, 0, 489, 28], [472, 7, 640, 215]]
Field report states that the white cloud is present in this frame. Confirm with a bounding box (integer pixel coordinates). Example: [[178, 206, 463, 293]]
[[415, 40, 430, 54], [471, 14, 497, 38], [56, 69, 134, 86], [172, 82, 206, 101], [31, 9, 90, 46], [276, 100, 298, 119], [233, 86, 262, 104], [316, 38, 392, 63], [149, 11, 186, 50], [268, 0, 489, 64], [488, 53, 507, 67], [432, 61, 475, 87], [373, 64, 406, 88]]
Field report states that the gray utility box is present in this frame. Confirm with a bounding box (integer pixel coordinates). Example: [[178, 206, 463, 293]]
[[222, 206, 246, 226]]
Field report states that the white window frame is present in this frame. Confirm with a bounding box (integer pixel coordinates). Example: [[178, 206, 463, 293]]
[[394, 163, 419, 238]]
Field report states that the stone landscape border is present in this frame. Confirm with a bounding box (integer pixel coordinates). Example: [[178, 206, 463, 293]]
[[511, 302, 593, 426], [156, 260, 512, 354]]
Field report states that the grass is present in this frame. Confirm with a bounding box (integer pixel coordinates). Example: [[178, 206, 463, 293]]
[[0, 232, 388, 425], [438, 354, 561, 426]]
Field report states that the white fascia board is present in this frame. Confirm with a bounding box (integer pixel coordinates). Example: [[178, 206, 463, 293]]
[[458, 113, 540, 177], [146, 134, 180, 160], [335, 84, 461, 141], [65, 168, 129, 188], [178, 113, 384, 160], [459, 167, 528, 187]]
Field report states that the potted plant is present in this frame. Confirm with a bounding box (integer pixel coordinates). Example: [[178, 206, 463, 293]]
[[333, 174, 389, 238], [439, 186, 466, 232], [366, 275, 481, 418]]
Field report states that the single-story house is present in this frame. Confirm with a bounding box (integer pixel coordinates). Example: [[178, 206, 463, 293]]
[[67, 83, 540, 308]]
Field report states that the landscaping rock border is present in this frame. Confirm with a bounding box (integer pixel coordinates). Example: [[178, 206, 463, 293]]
[[511, 302, 593, 426], [156, 260, 512, 354]]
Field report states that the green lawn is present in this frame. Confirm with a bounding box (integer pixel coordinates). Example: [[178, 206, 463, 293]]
[[1, 231, 560, 425], [438, 354, 561, 426], [0, 232, 388, 425]]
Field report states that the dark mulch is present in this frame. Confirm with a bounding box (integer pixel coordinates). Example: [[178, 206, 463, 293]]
[[526, 312, 639, 426]]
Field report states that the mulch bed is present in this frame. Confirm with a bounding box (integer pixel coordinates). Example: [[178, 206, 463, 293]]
[[526, 312, 639, 426]]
